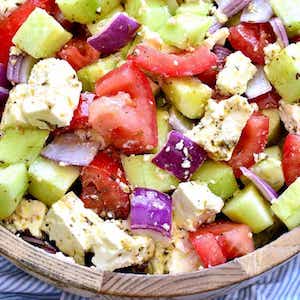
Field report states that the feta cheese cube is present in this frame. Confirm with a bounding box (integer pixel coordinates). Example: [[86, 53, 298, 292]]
[[216, 51, 257, 96], [172, 181, 224, 231], [0, 0, 26, 18], [42, 192, 154, 270], [186, 96, 257, 161], [1, 58, 81, 130], [279, 101, 300, 135], [42, 192, 103, 265], [3, 199, 47, 238], [91, 220, 154, 271], [204, 28, 229, 49]]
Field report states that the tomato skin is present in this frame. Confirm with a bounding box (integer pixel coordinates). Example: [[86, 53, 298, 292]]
[[0, 0, 55, 65], [128, 45, 217, 77], [189, 232, 226, 268], [228, 113, 269, 178], [249, 89, 281, 110], [282, 134, 300, 186], [81, 149, 130, 219], [91, 61, 157, 154], [57, 39, 100, 71], [228, 23, 276, 65], [189, 221, 254, 267]]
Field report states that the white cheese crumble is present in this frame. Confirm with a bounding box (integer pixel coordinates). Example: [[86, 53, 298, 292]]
[[216, 51, 257, 96], [186, 96, 257, 161], [279, 101, 300, 135], [0, 0, 26, 18], [3, 199, 47, 238], [172, 181, 224, 232]]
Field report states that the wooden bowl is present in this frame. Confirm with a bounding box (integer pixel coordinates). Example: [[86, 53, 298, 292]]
[[0, 225, 299, 299]]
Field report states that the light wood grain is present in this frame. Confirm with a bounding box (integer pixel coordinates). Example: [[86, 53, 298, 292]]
[[0, 225, 299, 299]]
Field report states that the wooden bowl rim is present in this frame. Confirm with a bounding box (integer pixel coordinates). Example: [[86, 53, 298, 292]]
[[0, 225, 299, 298]]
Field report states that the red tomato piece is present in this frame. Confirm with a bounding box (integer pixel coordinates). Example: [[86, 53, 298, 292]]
[[57, 39, 100, 71], [81, 149, 130, 219], [228, 23, 276, 65], [282, 134, 300, 186], [128, 44, 217, 77], [249, 89, 281, 110], [189, 232, 226, 268], [0, 0, 55, 65], [228, 113, 269, 178], [91, 61, 157, 154]]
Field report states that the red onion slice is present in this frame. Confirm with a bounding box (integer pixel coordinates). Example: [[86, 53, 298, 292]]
[[217, 0, 252, 18], [240, 167, 278, 203], [169, 107, 193, 133], [245, 66, 272, 99], [87, 13, 140, 56], [22, 235, 57, 254], [0, 63, 9, 88], [7, 52, 36, 84], [209, 20, 223, 34], [241, 0, 273, 23], [269, 17, 289, 48], [41, 132, 101, 166], [130, 188, 172, 240], [152, 130, 207, 181], [0, 87, 9, 103]]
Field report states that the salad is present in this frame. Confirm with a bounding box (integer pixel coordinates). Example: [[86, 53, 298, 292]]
[[0, 0, 299, 274]]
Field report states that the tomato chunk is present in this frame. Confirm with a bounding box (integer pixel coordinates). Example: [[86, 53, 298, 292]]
[[128, 45, 217, 77], [189, 221, 254, 267], [57, 39, 100, 71], [228, 113, 269, 178], [81, 149, 130, 219], [249, 89, 281, 110], [91, 61, 157, 154], [0, 0, 55, 65], [189, 232, 226, 268], [282, 134, 300, 186], [228, 23, 276, 65]]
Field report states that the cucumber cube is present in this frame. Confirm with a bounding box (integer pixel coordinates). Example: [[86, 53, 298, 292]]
[[176, 1, 213, 16], [222, 185, 274, 233], [125, 0, 170, 32], [77, 55, 120, 92], [151, 109, 171, 154], [28, 157, 80, 206], [13, 8, 72, 58], [271, 177, 300, 230], [162, 77, 212, 119], [270, 0, 300, 37], [0, 164, 28, 220], [56, 0, 100, 24], [264, 43, 300, 103], [191, 160, 238, 199], [121, 154, 179, 192], [248, 146, 285, 192], [0, 128, 49, 166], [160, 14, 213, 49], [262, 109, 281, 145]]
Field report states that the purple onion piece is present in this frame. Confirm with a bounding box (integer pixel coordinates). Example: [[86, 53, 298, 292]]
[[217, 0, 252, 18], [245, 66, 272, 99], [240, 167, 278, 203], [87, 13, 140, 56], [270, 17, 289, 48], [209, 20, 223, 34], [41, 132, 101, 166], [169, 107, 193, 133], [152, 130, 207, 181], [7, 52, 36, 84], [0, 87, 9, 103], [22, 235, 57, 254], [241, 0, 273, 23], [130, 188, 172, 240], [0, 63, 9, 88]]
